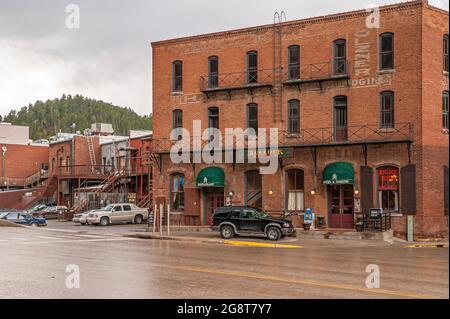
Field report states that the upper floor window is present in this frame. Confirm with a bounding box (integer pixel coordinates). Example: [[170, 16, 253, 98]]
[[333, 39, 347, 75], [172, 60, 183, 92], [288, 45, 300, 80], [246, 103, 258, 134], [288, 99, 300, 134], [443, 91, 449, 130], [208, 107, 219, 142], [246, 51, 258, 84], [379, 33, 394, 70], [444, 35, 449, 72], [208, 56, 219, 88], [380, 91, 394, 128], [172, 109, 183, 140]]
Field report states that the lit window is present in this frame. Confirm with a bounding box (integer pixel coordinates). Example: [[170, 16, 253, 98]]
[[170, 174, 185, 211], [378, 166, 399, 212]]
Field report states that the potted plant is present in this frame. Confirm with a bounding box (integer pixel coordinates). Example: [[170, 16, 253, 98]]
[[303, 221, 312, 231]]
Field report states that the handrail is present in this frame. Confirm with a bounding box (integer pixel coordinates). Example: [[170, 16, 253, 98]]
[[200, 68, 275, 91]]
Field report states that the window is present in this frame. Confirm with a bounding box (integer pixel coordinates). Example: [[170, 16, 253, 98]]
[[241, 208, 259, 219], [66, 156, 71, 173], [379, 32, 394, 70], [444, 35, 449, 72], [6, 213, 19, 220], [286, 169, 304, 212], [208, 56, 219, 88], [378, 166, 399, 212], [172, 60, 183, 92], [288, 45, 300, 80], [208, 107, 219, 142], [443, 91, 449, 129], [245, 170, 262, 208], [246, 103, 258, 134], [333, 39, 347, 75], [380, 91, 394, 128], [123, 205, 131, 211], [170, 174, 185, 211], [288, 99, 300, 134], [113, 205, 122, 212], [172, 109, 183, 140], [247, 51, 258, 83]]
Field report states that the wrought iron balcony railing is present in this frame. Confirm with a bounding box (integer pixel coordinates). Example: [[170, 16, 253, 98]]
[[200, 68, 275, 92], [283, 61, 350, 84], [150, 123, 412, 154]]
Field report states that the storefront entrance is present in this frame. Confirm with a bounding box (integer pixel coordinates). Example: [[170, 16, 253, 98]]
[[205, 189, 224, 225], [328, 184, 354, 229], [196, 167, 225, 225]]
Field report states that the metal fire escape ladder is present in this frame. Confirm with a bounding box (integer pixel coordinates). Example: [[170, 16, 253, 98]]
[[87, 135, 97, 173], [273, 11, 285, 123]]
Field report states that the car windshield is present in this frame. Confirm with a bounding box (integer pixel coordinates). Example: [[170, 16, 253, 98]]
[[99, 205, 114, 212], [255, 208, 269, 218], [0, 212, 8, 218]]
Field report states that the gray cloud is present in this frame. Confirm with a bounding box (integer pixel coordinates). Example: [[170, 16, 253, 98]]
[[0, 0, 448, 116]]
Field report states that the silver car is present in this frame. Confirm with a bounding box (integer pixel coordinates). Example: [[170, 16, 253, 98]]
[[72, 210, 92, 225], [86, 203, 148, 226]]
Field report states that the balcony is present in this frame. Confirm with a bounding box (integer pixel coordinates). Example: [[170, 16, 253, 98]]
[[200, 69, 274, 95], [282, 61, 350, 89], [149, 123, 413, 154]]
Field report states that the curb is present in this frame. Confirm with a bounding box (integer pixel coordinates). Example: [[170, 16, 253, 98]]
[[123, 233, 225, 245], [404, 243, 449, 248]]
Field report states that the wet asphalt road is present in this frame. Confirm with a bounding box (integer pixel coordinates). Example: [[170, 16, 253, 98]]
[[0, 226, 448, 299]]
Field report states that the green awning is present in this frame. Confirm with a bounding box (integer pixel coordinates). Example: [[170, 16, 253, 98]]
[[196, 167, 225, 187], [323, 162, 354, 185]]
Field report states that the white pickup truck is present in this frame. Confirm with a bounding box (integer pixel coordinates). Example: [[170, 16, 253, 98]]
[[86, 203, 148, 226]]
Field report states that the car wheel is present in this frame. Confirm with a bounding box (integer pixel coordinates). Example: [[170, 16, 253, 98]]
[[30, 222, 39, 228], [100, 217, 110, 226], [266, 227, 281, 241], [80, 222, 86, 226], [220, 225, 235, 239], [134, 215, 143, 224]]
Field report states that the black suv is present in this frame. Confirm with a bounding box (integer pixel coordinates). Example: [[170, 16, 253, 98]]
[[211, 206, 296, 241]]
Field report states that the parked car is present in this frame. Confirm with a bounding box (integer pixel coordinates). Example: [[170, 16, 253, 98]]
[[36, 206, 68, 220], [29, 204, 51, 215], [72, 210, 92, 225], [0, 211, 47, 227], [86, 203, 148, 226], [210, 206, 296, 241]]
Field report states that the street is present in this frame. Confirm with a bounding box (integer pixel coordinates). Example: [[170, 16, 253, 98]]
[[0, 225, 448, 299]]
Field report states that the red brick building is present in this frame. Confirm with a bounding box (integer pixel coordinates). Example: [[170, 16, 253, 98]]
[[151, 0, 449, 239]]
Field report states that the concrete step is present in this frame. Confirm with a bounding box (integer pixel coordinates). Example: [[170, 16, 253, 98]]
[[297, 229, 393, 241]]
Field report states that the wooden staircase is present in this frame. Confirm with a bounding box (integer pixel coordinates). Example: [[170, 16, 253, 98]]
[[137, 192, 153, 208], [272, 11, 285, 123], [87, 136, 97, 174], [13, 173, 58, 210], [72, 171, 121, 214]]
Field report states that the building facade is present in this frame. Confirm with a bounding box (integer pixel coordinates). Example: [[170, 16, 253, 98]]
[[151, 0, 449, 239]]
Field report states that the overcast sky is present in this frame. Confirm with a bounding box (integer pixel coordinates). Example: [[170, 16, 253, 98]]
[[0, 0, 448, 117]]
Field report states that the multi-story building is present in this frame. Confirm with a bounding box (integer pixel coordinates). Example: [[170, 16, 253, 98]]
[[151, 0, 449, 239]]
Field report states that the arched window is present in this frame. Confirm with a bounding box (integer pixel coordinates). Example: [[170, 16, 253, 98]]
[[379, 32, 394, 70], [172, 60, 183, 92], [208, 56, 219, 88], [333, 39, 347, 75], [443, 35, 449, 72], [246, 103, 258, 134], [288, 99, 300, 134], [170, 173, 185, 211], [443, 91, 449, 130], [288, 45, 300, 80], [245, 170, 262, 208], [286, 169, 304, 212], [172, 109, 183, 140], [380, 91, 394, 128], [377, 166, 399, 212], [246, 51, 258, 83]]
